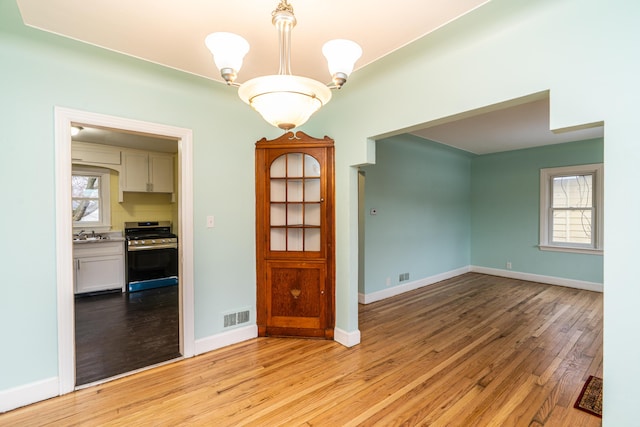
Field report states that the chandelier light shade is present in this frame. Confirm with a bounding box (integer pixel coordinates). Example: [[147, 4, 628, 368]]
[[238, 75, 331, 131], [205, 0, 362, 130], [323, 39, 363, 87], [204, 32, 250, 84]]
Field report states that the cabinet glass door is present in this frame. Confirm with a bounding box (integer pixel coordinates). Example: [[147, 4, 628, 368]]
[[270, 153, 321, 252]]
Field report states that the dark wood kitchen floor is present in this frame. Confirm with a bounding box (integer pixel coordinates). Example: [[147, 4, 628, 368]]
[[74, 285, 181, 386]]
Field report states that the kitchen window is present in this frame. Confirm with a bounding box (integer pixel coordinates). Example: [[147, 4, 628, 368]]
[[539, 164, 603, 254], [72, 166, 111, 230]]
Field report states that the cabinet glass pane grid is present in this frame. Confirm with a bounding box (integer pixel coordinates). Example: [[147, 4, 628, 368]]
[[270, 153, 321, 252]]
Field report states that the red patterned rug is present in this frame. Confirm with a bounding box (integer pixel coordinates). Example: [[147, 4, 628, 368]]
[[574, 375, 603, 417]]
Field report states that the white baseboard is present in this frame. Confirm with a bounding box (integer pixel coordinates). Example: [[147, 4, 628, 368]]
[[470, 266, 603, 292], [334, 327, 361, 347], [194, 324, 258, 355], [358, 265, 603, 305], [1, 326, 258, 413], [359, 266, 471, 304], [0, 377, 58, 413]]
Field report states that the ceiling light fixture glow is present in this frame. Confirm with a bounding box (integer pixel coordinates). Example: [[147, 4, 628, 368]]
[[205, 0, 362, 131]]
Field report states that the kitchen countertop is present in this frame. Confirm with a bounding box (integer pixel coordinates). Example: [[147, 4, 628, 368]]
[[73, 231, 125, 244], [73, 236, 125, 244]]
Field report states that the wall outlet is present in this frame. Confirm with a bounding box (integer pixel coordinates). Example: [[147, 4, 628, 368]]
[[506, 261, 512, 270], [386, 277, 391, 286]]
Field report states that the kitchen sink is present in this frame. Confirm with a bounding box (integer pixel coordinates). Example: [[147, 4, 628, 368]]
[[73, 234, 110, 242]]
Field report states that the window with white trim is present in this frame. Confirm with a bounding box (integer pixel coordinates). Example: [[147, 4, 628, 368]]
[[72, 166, 111, 230], [539, 164, 603, 253]]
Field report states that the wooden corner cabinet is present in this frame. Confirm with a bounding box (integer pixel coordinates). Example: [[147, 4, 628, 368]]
[[255, 131, 335, 339]]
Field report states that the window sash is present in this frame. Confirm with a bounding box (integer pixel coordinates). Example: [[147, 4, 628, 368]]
[[72, 168, 110, 229], [539, 164, 603, 254], [549, 206, 594, 247]]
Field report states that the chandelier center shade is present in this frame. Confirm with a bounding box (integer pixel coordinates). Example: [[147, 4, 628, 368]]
[[205, 0, 362, 130]]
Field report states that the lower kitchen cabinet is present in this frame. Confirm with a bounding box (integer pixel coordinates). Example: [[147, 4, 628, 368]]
[[74, 241, 125, 294]]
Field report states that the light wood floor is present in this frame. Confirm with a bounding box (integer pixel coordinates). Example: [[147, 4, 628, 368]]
[[1, 273, 602, 426]]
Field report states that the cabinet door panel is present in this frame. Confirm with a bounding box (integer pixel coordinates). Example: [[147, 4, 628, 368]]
[[149, 154, 174, 193], [266, 261, 325, 330], [76, 255, 124, 294], [122, 152, 149, 192]]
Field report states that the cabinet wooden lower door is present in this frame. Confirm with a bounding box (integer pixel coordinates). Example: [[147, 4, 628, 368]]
[[264, 261, 331, 338]]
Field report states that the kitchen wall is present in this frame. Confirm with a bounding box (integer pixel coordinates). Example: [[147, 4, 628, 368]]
[[109, 171, 177, 231]]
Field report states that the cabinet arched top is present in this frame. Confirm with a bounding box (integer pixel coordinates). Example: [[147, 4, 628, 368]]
[[270, 153, 321, 178], [256, 131, 334, 149]]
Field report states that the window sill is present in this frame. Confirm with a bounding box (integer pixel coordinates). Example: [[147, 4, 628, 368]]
[[538, 244, 603, 255]]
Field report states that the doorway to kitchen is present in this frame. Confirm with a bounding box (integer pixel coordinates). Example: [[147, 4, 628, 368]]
[[55, 107, 195, 394]]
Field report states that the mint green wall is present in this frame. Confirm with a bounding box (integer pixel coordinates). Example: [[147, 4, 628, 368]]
[[471, 138, 604, 282], [306, 0, 639, 423], [0, 1, 279, 390], [361, 136, 604, 297], [3, 0, 640, 422], [361, 135, 472, 293]]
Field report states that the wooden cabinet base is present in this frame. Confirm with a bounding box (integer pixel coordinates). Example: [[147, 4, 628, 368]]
[[258, 326, 334, 339]]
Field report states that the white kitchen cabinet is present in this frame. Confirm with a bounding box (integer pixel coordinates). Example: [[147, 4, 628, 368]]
[[148, 153, 174, 193], [71, 141, 121, 166], [74, 241, 125, 294], [120, 151, 174, 200]]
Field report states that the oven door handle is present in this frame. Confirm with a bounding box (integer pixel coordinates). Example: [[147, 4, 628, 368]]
[[127, 243, 178, 251]]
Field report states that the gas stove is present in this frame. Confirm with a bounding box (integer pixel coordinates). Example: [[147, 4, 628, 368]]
[[124, 221, 178, 292], [124, 221, 177, 251]]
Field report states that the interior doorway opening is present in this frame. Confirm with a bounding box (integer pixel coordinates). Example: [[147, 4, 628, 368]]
[[55, 107, 195, 394]]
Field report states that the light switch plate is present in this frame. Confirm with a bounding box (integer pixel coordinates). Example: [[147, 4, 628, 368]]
[[206, 215, 215, 228]]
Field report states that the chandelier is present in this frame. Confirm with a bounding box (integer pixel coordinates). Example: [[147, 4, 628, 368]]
[[205, 0, 362, 131]]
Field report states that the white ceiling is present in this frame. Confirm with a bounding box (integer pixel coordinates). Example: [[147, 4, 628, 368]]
[[17, 0, 603, 154], [410, 97, 603, 155], [72, 126, 178, 153]]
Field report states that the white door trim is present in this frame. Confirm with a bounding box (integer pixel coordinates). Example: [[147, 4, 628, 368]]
[[54, 107, 195, 394]]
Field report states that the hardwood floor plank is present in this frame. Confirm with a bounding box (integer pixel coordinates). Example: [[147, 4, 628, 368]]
[[0, 273, 602, 426]]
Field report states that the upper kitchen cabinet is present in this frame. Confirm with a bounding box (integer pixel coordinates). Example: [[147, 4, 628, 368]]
[[120, 151, 175, 202], [72, 141, 121, 166]]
